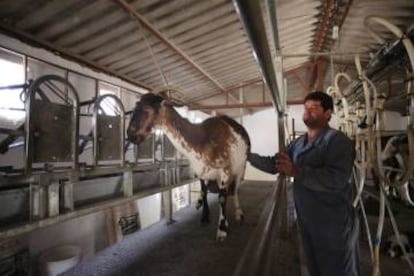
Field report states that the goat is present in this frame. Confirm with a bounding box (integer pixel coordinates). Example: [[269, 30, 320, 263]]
[[126, 93, 250, 240]]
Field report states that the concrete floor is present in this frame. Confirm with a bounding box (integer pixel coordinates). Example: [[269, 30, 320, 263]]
[[63, 180, 278, 276], [61, 180, 414, 276]]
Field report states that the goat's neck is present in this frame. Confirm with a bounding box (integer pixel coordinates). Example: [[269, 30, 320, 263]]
[[158, 105, 202, 157]]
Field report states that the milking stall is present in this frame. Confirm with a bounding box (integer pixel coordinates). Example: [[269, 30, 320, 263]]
[[0, 0, 414, 275]]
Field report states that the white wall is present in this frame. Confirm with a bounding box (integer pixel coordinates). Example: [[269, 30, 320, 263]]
[[286, 105, 307, 134], [29, 211, 107, 261], [242, 105, 307, 181], [242, 104, 406, 182], [384, 111, 407, 131], [242, 104, 341, 181], [243, 108, 279, 181]]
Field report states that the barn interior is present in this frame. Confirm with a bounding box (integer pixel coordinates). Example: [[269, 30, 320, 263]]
[[0, 0, 414, 275]]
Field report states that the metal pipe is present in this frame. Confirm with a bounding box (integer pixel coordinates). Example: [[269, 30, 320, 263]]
[[283, 51, 368, 58], [0, 178, 195, 239], [233, 177, 284, 275], [232, 0, 284, 113]]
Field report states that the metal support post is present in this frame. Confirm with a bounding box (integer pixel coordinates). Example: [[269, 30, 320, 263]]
[[123, 169, 133, 197], [48, 181, 60, 217], [30, 175, 47, 220], [160, 163, 174, 224], [63, 171, 77, 211], [175, 163, 181, 185]]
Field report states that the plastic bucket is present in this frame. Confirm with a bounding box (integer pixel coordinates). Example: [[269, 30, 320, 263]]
[[39, 245, 81, 276]]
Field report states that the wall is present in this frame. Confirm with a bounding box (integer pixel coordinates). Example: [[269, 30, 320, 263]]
[[242, 105, 308, 181], [28, 211, 107, 260], [242, 103, 405, 182], [384, 111, 408, 131], [243, 108, 279, 181], [0, 34, 146, 93]]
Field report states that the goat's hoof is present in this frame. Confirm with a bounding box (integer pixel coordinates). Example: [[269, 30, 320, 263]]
[[236, 214, 244, 225], [235, 209, 244, 224], [216, 229, 228, 241], [200, 216, 210, 225], [195, 199, 203, 210]]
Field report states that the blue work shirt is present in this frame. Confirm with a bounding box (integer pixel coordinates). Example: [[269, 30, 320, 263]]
[[249, 127, 359, 276]]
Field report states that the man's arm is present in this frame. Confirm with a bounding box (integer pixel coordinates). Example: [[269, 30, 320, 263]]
[[248, 152, 279, 175], [295, 134, 355, 192]]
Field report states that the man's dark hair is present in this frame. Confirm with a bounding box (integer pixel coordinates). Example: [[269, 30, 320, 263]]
[[304, 91, 334, 111]]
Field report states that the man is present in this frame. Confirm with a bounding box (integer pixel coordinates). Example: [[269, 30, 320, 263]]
[[248, 91, 359, 276]]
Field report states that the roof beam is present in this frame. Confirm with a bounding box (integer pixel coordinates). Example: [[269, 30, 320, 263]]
[[304, 62, 317, 95], [307, 0, 354, 91], [316, 59, 329, 91], [312, 0, 335, 62], [293, 68, 309, 92], [187, 77, 262, 104], [189, 62, 314, 104], [113, 0, 255, 113], [189, 102, 273, 110], [189, 99, 305, 110], [306, 0, 335, 92], [113, 0, 249, 109]]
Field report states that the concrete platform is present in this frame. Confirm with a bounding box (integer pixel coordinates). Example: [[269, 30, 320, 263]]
[[63, 180, 282, 276]]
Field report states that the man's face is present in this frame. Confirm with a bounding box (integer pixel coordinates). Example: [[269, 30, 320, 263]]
[[303, 99, 332, 129]]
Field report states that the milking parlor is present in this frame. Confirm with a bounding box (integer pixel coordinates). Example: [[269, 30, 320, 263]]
[[0, 1, 414, 275]]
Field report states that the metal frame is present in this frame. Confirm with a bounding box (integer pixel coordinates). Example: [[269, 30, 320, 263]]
[[0, 160, 194, 239], [24, 74, 80, 174], [92, 94, 126, 166]]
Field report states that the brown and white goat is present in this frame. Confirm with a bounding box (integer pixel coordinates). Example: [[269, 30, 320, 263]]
[[127, 93, 250, 240]]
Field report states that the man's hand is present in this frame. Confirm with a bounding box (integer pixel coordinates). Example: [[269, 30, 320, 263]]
[[276, 152, 299, 177]]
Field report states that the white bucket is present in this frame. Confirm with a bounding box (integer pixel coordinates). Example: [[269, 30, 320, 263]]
[[39, 245, 81, 276]]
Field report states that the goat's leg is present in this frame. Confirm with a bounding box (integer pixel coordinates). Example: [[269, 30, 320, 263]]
[[200, 180, 210, 224], [233, 175, 244, 224], [217, 186, 229, 241], [196, 179, 205, 210]]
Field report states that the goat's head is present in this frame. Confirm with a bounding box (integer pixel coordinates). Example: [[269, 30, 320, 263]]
[[127, 93, 164, 145]]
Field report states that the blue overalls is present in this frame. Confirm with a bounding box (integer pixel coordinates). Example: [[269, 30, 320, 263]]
[[249, 127, 359, 276]]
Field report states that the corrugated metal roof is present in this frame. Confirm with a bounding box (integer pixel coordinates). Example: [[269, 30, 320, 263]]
[[0, 0, 413, 117]]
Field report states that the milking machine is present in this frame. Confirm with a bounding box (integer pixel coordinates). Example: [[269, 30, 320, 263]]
[[365, 16, 414, 274], [0, 75, 194, 239], [331, 16, 414, 275], [327, 67, 380, 268], [324, 14, 414, 274]]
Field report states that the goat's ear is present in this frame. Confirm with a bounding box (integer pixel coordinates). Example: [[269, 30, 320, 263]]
[[161, 97, 184, 107], [156, 91, 181, 107], [153, 88, 185, 107], [169, 99, 184, 107], [158, 91, 169, 99]]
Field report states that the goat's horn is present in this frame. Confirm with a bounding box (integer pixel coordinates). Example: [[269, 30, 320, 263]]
[[152, 86, 185, 107]]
